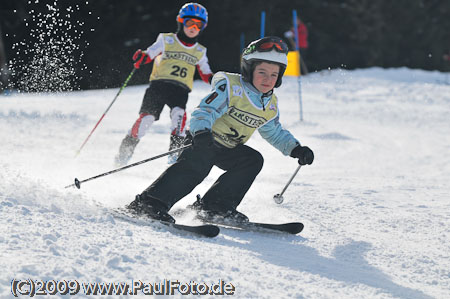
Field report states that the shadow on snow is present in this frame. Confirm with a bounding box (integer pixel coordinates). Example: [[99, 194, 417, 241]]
[[217, 229, 431, 299]]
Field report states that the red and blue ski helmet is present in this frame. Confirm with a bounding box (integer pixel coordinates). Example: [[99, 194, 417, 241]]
[[176, 3, 208, 29]]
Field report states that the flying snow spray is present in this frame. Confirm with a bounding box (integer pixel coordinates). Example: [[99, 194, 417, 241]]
[[8, 0, 91, 92]]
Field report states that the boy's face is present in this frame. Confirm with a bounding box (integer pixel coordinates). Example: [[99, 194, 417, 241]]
[[252, 62, 280, 93], [183, 22, 201, 38]]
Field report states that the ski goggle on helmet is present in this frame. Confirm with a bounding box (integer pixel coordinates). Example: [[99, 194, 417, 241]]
[[177, 3, 208, 31], [243, 36, 289, 57]]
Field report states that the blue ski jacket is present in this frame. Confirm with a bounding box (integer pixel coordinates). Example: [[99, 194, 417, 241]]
[[190, 73, 300, 156]]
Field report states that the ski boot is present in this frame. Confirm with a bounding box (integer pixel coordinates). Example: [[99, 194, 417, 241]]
[[167, 134, 185, 164], [126, 194, 175, 223], [190, 195, 249, 224], [114, 135, 139, 167]]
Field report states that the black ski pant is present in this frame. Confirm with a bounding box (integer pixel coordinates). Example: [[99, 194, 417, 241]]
[[140, 142, 264, 212], [139, 80, 189, 120]]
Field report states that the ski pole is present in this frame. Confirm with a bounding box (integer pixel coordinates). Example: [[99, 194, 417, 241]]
[[66, 144, 192, 189], [273, 164, 302, 204], [75, 67, 137, 157]]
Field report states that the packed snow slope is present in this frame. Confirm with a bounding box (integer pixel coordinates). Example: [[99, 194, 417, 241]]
[[1, 68, 449, 298]]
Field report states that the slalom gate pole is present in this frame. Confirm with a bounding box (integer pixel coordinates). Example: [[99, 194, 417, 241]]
[[75, 67, 137, 157], [298, 75, 303, 121], [66, 144, 192, 189], [293, 10, 304, 121], [260, 11, 265, 38], [273, 165, 302, 204], [240, 32, 245, 58]]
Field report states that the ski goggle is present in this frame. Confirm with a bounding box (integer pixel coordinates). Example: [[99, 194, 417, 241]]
[[245, 38, 289, 55], [256, 38, 289, 53], [180, 18, 206, 31]]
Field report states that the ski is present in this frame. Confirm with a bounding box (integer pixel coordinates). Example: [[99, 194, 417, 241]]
[[200, 217, 304, 235], [111, 208, 220, 238], [186, 195, 303, 235]]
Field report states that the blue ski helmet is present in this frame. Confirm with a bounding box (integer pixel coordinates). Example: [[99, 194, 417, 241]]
[[177, 3, 208, 29]]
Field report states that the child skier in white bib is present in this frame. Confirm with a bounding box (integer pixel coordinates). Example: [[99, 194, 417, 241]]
[[115, 3, 213, 166], [127, 36, 314, 223]]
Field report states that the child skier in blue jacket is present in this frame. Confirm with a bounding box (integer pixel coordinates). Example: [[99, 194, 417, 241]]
[[127, 36, 314, 223]]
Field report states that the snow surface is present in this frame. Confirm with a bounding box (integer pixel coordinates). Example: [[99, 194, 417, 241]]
[[1, 68, 449, 298]]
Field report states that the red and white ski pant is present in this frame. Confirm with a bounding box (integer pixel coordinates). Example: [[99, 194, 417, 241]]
[[128, 107, 187, 139]]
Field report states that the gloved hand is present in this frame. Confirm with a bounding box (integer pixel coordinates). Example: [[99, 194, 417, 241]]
[[290, 145, 314, 165], [192, 130, 214, 149], [133, 49, 152, 69]]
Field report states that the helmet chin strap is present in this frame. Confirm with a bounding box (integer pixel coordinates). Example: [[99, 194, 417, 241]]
[[263, 90, 273, 97], [259, 90, 274, 111], [242, 80, 273, 111]]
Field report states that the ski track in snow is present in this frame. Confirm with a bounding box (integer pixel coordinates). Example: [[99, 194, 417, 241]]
[[1, 68, 449, 298]]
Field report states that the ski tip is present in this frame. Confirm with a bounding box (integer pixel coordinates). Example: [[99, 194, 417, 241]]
[[200, 225, 220, 238], [286, 222, 304, 234]]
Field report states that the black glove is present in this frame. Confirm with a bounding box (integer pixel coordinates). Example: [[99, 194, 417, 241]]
[[192, 130, 214, 149], [290, 145, 314, 165]]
